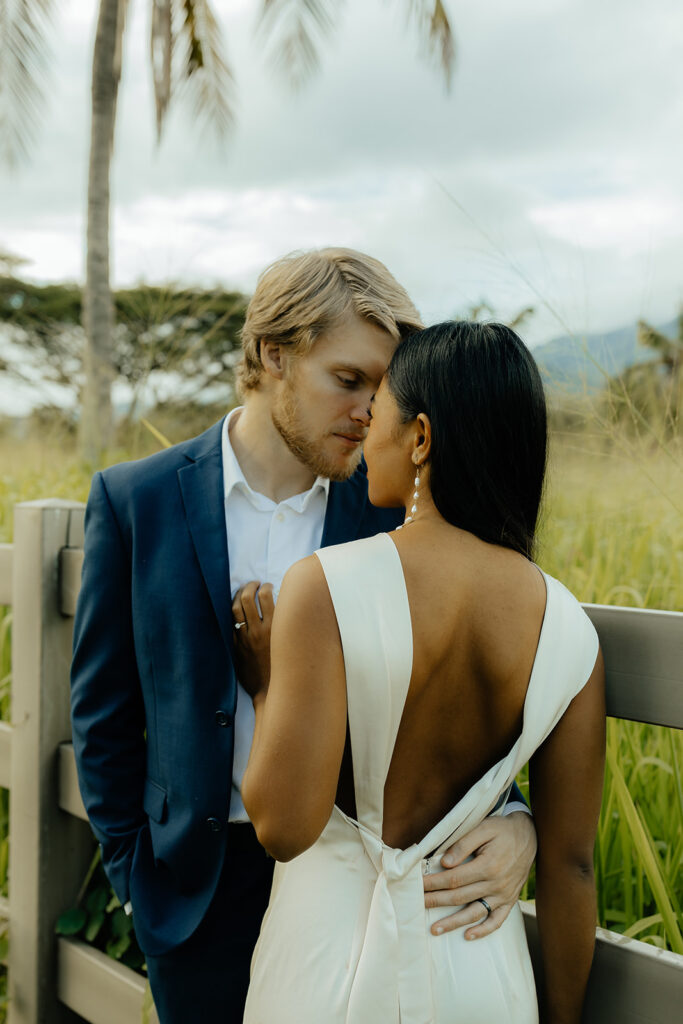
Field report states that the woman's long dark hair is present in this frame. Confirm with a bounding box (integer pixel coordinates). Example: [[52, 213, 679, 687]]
[[385, 320, 547, 559]]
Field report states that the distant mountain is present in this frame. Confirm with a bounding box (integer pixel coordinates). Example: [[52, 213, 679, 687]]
[[532, 319, 677, 393]]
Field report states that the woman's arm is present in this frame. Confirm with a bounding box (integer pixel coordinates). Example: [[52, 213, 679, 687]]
[[240, 556, 348, 862], [529, 647, 605, 1024]]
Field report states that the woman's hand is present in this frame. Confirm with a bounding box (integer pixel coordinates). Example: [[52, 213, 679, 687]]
[[232, 581, 275, 700]]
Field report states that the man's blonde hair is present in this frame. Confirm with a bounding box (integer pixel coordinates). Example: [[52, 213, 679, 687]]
[[237, 248, 423, 393]]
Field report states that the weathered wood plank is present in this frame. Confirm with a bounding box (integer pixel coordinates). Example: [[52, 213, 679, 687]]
[[0, 544, 12, 606], [52, 532, 683, 728], [59, 548, 84, 618], [584, 605, 683, 728], [66, 507, 85, 550], [58, 937, 159, 1024], [522, 902, 683, 1023], [8, 501, 94, 1024], [59, 743, 88, 822], [0, 721, 11, 790], [58, 912, 683, 1024], [49, 551, 683, 730]]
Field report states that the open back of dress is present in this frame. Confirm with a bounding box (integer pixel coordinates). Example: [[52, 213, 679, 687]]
[[244, 532, 598, 1024]]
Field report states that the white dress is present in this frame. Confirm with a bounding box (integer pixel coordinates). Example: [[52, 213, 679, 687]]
[[243, 532, 599, 1024]]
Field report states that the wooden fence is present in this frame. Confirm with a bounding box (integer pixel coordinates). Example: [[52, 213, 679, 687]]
[[0, 498, 681, 1023]]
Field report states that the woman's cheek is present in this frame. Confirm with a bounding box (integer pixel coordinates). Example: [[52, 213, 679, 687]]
[[363, 435, 378, 495], [365, 441, 393, 507]]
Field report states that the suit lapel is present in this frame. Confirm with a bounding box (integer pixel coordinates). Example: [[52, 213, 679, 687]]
[[177, 425, 371, 643], [321, 471, 369, 548], [177, 421, 234, 655]]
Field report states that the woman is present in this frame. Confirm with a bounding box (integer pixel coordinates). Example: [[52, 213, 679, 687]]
[[234, 321, 605, 1023]]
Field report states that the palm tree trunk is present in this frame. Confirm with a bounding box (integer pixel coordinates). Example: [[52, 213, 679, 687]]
[[81, 0, 126, 460]]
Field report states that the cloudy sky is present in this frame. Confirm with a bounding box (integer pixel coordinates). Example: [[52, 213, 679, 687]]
[[1, 0, 682, 366]]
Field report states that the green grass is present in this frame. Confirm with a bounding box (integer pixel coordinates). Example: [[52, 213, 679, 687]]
[[516, 428, 683, 950], [0, 422, 681, 972], [540, 430, 682, 611]]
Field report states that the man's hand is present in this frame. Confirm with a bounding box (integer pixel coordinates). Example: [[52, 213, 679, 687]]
[[232, 581, 275, 699], [423, 811, 537, 940]]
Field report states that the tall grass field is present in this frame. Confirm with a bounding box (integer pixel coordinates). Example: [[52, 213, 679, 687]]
[[519, 426, 683, 953], [0, 415, 681, 1008]]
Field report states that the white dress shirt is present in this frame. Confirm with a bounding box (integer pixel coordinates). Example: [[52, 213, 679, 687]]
[[223, 408, 330, 821]]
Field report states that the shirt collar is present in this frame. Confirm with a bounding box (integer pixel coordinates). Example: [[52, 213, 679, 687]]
[[221, 407, 330, 512]]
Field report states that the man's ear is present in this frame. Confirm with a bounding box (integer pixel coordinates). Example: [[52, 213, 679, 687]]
[[260, 341, 287, 381]]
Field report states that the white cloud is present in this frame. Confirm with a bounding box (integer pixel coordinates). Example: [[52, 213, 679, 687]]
[[529, 194, 683, 253], [0, 0, 681, 351]]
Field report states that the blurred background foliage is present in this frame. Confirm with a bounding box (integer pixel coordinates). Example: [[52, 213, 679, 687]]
[[0, 275, 248, 434]]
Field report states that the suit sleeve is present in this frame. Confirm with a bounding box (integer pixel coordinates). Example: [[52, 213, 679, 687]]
[[70, 471, 147, 905], [505, 780, 529, 812]]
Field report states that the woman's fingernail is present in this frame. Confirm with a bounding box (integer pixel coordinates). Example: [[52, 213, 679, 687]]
[[434, 926, 443, 935], [442, 856, 454, 867]]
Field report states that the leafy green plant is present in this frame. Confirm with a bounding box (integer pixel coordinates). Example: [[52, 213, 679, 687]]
[[55, 849, 146, 972]]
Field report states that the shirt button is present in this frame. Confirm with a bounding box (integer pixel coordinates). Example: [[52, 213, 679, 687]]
[[275, 512, 285, 522], [215, 710, 231, 727], [206, 817, 223, 833]]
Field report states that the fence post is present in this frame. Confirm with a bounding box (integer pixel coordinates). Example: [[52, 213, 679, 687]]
[[8, 500, 93, 1024]]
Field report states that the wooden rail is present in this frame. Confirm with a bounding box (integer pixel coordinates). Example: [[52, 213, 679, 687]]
[[0, 544, 12, 605], [585, 603, 683, 728], [0, 499, 681, 1023], [58, 939, 158, 1024], [522, 902, 683, 1022]]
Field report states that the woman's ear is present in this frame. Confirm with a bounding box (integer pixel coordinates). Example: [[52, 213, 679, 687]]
[[260, 341, 286, 381], [413, 412, 432, 466]]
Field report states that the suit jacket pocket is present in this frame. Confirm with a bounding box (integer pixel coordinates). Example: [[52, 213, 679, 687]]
[[143, 777, 168, 824]]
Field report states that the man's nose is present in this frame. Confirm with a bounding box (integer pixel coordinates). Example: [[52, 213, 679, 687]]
[[351, 401, 371, 426]]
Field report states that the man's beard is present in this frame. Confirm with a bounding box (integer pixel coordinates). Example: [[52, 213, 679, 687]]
[[271, 383, 363, 483]]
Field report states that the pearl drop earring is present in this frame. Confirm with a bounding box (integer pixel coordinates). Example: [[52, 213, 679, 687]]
[[397, 464, 420, 530]]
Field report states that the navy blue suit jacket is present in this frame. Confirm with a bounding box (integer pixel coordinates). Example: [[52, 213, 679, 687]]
[[70, 418, 403, 955]]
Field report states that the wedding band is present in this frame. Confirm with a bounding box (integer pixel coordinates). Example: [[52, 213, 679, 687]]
[[234, 621, 246, 631], [477, 898, 492, 917]]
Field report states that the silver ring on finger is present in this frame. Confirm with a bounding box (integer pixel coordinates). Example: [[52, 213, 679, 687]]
[[476, 898, 492, 918], [234, 620, 246, 631]]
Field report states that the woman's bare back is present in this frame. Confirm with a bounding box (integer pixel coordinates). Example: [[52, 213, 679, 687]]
[[335, 524, 547, 849]]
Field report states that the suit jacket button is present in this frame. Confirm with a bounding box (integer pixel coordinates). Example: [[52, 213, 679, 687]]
[[206, 817, 223, 833], [215, 710, 231, 727]]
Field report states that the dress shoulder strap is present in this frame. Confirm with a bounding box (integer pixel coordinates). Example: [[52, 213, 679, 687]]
[[315, 533, 413, 836]]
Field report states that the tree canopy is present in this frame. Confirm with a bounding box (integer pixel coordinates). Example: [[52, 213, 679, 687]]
[[0, 275, 248, 419]]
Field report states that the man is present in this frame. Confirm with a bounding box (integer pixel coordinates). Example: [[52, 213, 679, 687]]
[[71, 248, 536, 1024]]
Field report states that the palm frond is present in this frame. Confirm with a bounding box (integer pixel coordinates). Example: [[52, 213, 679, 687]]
[[0, 0, 55, 166], [637, 319, 682, 375], [638, 321, 677, 356], [151, 0, 173, 139], [173, 0, 236, 139], [405, 0, 455, 88], [257, 0, 340, 89]]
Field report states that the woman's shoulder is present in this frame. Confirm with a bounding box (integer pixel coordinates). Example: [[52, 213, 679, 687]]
[[537, 569, 601, 682], [315, 532, 395, 577], [280, 536, 394, 608], [541, 570, 598, 632]]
